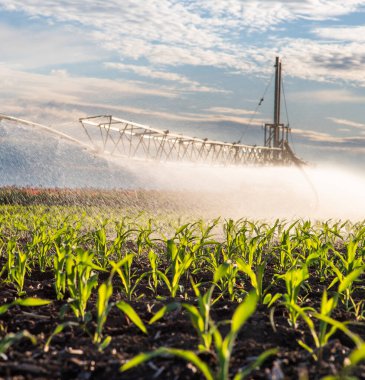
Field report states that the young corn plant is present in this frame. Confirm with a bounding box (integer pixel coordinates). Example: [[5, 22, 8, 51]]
[[122, 291, 277, 380], [279, 265, 309, 328], [27, 217, 53, 271], [93, 267, 148, 351], [147, 250, 159, 295], [277, 226, 300, 271], [157, 239, 194, 298], [328, 261, 364, 312], [214, 259, 241, 301], [286, 289, 339, 361], [4, 240, 17, 280], [93, 280, 114, 350], [236, 259, 280, 307], [136, 219, 154, 256], [182, 282, 215, 352], [92, 220, 110, 269], [148, 282, 220, 353], [112, 219, 137, 261], [109, 253, 146, 300], [8, 249, 28, 296], [53, 245, 69, 300], [66, 249, 101, 321]]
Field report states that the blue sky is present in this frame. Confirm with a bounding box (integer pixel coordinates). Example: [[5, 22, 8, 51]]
[[0, 1, 365, 168]]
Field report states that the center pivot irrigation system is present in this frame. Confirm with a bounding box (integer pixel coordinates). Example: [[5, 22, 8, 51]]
[[80, 57, 303, 166], [1, 57, 304, 167]]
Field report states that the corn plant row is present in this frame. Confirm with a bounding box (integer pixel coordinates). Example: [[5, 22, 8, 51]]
[[0, 206, 365, 378]]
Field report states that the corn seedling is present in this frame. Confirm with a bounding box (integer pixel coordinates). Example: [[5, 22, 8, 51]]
[[121, 291, 277, 380], [93, 280, 114, 349], [286, 289, 338, 361], [157, 239, 194, 298], [44, 321, 79, 353], [110, 253, 146, 300], [182, 282, 215, 352], [8, 249, 28, 296], [214, 260, 241, 301], [328, 263, 364, 311], [53, 245, 68, 300], [66, 249, 101, 321], [279, 265, 309, 328]]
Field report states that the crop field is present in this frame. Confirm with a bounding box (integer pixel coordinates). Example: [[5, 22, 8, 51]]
[[1, 188, 365, 379]]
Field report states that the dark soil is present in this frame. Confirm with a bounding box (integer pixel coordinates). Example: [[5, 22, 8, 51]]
[[1, 265, 365, 380]]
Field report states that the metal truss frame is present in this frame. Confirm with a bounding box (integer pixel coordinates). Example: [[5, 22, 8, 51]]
[[79, 115, 295, 166]]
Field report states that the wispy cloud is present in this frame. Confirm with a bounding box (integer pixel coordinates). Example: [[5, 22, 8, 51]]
[[0, 64, 264, 127], [291, 89, 365, 103], [0, 65, 178, 125], [104, 62, 227, 93], [205, 107, 257, 116], [0, 23, 97, 69], [293, 128, 365, 146], [327, 117, 365, 130]]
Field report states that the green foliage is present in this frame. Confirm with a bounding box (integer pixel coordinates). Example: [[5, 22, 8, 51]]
[[116, 301, 147, 334], [0, 297, 51, 315], [93, 280, 114, 348], [122, 291, 277, 380], [2, 205, 365, 378], [279, 265, 309, 328], [66, 249, 101, 321]]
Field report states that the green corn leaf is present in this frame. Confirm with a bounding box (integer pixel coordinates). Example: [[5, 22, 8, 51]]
[[234, 348, 278, 380], [167, 239, 178, 262], [97, 282, 113, 318], [0, 304, 12, 315], [297, 339, 315, 357], [349, 343, 365, 365], [175, 224, 190, 235], [121, 351, 160, 371], [15, 298, 52, 307], [183, 304, 204, 332], [99, 335, 112, 351], [121, 347, 214, 380], [44, 321, 78, 352], [156, 270, 172, 291], [338, 267, 364, 293], [160, 348, 214, 380], [149, 302, 180, 324], [264, 293, 282, 308], [312, 313, 363, 348], [214, 262, 230, 283], [116, 301, 147, 334], [231, 291, 257, 335]]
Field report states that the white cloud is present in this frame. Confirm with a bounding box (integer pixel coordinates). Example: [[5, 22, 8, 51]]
[[293, 128, 365, 146], [104, 62, 227, 93], [205, 107, 257, 116], [291, 89, 365, 103], [0, 24, 98, 69], [0, 64, 264, 127], [2, 0, 365, 86], [237, 0, 365, 29], [313, 26, 365, 42], [0, 64, 178, 125], [328, 117, 365, 130]]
